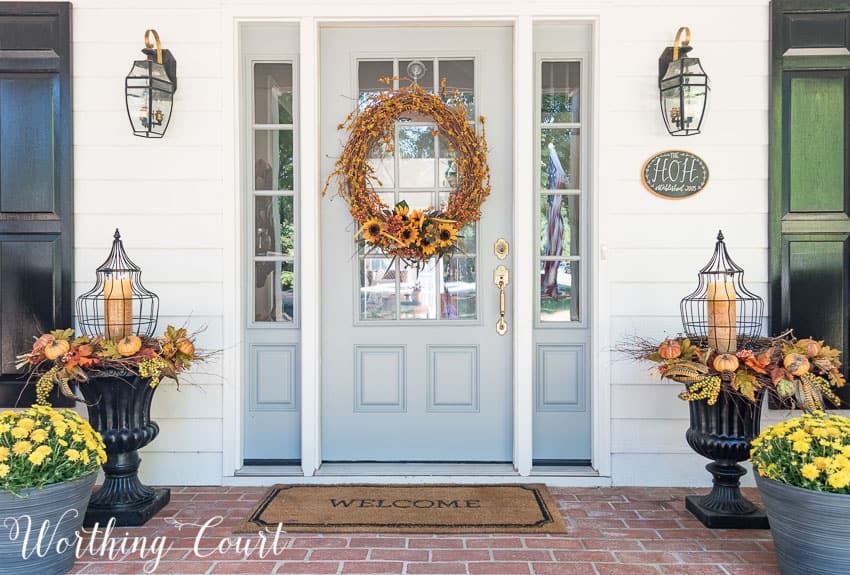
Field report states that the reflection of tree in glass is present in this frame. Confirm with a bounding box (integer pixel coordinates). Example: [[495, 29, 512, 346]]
[[541, 93, 574, 124], [397, 126, 435, 159], [278, 131, 294, 191], [278, 196, 295, 291]]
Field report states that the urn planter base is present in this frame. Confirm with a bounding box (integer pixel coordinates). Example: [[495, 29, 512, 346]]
[[85, 487, 170, 527], [684, 391, 769, 529], [78, 373, 170, 527]]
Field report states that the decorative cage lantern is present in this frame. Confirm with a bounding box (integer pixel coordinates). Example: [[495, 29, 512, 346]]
[[76, 229, 159, 340], [658, 26, 709, 136], [680, 231, 764, 353], [125, 29, 177, 138]]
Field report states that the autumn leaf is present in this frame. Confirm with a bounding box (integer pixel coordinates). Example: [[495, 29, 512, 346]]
[[733, 371, 759, 402], [50, 328, 74, 341], [71, 336, 90, 347], [97, 340, 121, 359]]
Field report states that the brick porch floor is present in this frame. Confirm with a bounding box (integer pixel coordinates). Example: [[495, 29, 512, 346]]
[[70, 486, 780, 575]]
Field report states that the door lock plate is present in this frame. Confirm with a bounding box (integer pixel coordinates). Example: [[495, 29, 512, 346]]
[[493, 265, 510, 286], [494, 238, 509, 260]]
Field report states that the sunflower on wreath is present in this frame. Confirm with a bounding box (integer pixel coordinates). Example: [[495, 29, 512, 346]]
[[323, 76, 490, 268]]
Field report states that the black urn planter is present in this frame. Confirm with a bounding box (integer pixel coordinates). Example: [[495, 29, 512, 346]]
[[684, 387, 769, 529], [77, 372, 170, 527]]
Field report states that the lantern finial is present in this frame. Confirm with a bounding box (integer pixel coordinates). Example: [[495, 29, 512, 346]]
[[716, 229, 724, 242], [114, 228, 121, 240]]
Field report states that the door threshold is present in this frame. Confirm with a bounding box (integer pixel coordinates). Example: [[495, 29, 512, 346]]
[[530, 465, 598, 477], [235, 465, 304, 477], [316, 462, 517, 476]]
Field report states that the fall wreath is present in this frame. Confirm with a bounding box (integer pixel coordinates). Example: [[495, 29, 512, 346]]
[[323, 78, 490, 266]]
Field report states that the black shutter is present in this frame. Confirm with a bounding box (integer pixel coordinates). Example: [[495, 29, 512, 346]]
[[770, 0, 850, 398], [0, 2, 73, 406]]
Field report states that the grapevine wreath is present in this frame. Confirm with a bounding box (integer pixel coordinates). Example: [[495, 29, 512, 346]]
[[323, 78, 490, 267]]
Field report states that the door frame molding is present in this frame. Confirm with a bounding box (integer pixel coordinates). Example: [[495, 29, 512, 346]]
[[221, 11, 611, 481]]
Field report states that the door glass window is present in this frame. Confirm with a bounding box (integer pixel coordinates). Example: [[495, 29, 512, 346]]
[[253, 62, 296, 323], [539, 61, 581, 323], [357, 59, 478, 322]]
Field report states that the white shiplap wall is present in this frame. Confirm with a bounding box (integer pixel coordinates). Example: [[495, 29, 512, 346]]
[[61, 0, 771, 485]]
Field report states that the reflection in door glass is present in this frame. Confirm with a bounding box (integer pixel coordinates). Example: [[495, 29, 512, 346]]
[[539, 194, 579, 257], [540, 260, 579, 322], [255, 261, 294, 322], [360, 257, 397, 320], [541, 61, 580, 124], [355, 58, 478, 322], [442, 257, 476, 319], [254, 63, 293, 124]]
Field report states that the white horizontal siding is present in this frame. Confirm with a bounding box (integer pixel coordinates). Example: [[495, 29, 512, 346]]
[[56, 0, 774, 486]]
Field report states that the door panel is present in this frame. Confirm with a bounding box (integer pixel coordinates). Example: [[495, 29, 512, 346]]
[[320, 27, 513, 462]]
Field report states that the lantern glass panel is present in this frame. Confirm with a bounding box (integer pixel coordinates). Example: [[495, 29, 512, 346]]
[[126, 87, 150, 134], [150, 89, 173, 136]]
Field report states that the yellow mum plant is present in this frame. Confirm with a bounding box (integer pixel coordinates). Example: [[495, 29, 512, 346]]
[[0, 405, 106, 494], [750, 411, 850, 493]]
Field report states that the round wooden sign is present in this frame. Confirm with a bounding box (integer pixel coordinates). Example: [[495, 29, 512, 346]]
[[641, 150, 709, 200]]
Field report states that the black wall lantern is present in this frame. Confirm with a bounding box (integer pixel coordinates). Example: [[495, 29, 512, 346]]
[[125, 29, 177, 138], [659, 27, 709, 136]]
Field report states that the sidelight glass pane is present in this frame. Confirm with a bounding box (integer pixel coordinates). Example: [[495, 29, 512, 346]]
[[539, 194, 579, 257], [254, 63, 293, 124], [540, 261, 579, 323], [255, 196, 294, 256], [254, 130, 294, 191], [360, 257, 397, 320], [358, 61, 394, 112], [255, 261, 294, 322], [398, 126, 436, 188], [541, 61, 580, 124], [541, 129, 580, 189], [439, 59, 475, 120], [442, 256, 477, 320]]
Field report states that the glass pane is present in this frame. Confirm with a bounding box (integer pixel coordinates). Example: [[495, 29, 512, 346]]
[[126, 88, 149, 133], [398, 126, 435, 188], [255, 130, 294, 191], [439, 59, 475, 120], [539, 194, 579, 257], [399, 191, 434, 211], [255, 196, 294, 256], [400, 59, 434, 92], [439, 193, 477, 253], [438, 136, 459, 189], [360, 257, 397, 320], [368, 142, 394, 188], [541, 129, 580, 189], [400, 260, 437, 320], [442, 257, 476, 320], [358, 61, 394, 112], [540, 261, 579, 323], [254, 63, 293, 124], [255, 261, 294, 322], [541, 62, 580, 123]]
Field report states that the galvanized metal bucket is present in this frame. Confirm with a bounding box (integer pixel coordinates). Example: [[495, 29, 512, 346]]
[[755, 472, 850, 575], [0, 473, 97, 575]]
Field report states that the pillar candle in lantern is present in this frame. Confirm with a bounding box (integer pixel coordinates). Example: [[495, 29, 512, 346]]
[[707, 280, 736, 353], [103, 278, 132, 340]]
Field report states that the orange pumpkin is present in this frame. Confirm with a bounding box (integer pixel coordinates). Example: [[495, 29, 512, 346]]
[[117, 335, 143, 357], [658, 340, 682, 360], [43, 339, 70, 361], [713, 353, 740, 372], [175, 337, 195, 357], [784, 353, 810, 377], [797, 339, 822, 358]]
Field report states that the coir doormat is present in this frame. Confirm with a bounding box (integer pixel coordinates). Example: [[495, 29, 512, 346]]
[[236, 484, 567, 533]]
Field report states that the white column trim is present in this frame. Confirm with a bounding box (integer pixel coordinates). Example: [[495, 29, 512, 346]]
[[513, 15, 534, 476], [299, 17, 321, 476], [220, 10, 242, 477]]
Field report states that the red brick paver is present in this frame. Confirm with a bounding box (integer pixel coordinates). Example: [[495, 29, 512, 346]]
[[69, 487, 780, 575]]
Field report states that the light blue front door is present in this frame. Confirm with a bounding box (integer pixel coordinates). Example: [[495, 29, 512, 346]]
[[320, 27, 513, 462]]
